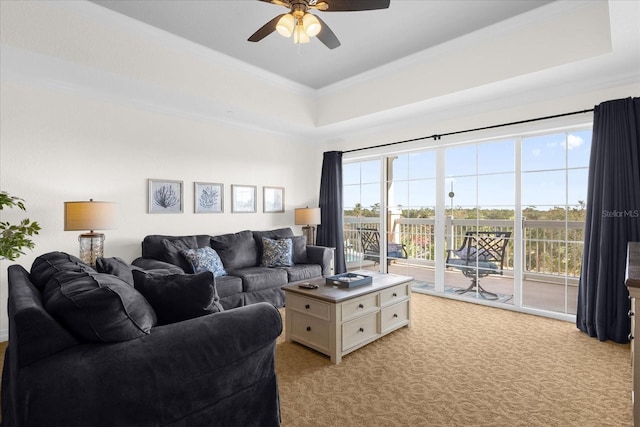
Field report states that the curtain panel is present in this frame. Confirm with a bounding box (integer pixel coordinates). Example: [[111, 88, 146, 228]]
[[577, 97, 640, 343], [316, 151, 346, 274]]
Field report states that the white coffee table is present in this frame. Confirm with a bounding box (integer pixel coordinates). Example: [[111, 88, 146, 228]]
[[283, 271, 412, 364]]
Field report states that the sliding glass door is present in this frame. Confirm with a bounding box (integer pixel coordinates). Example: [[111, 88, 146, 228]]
[[342, 125, 591, 319]]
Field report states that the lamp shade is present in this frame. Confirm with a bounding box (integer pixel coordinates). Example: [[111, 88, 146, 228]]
[[303, 13, 321, 37], [64, 200, 116, 231], [294, 207, 321, 225], [276, 13, 295, 37]]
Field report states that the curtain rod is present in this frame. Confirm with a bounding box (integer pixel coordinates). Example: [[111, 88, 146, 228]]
[[343, 108, 594, 154]]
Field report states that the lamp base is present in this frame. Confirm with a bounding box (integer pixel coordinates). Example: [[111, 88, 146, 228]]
[[79, 232, 105, 267], [302, 225, 316, 246]]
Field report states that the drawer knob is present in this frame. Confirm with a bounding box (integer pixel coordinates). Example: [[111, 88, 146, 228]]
[[393, 314, 398, 318], [358, 304, 364, 309], [630, 310, 635, 318], [305, 304, 310, 309], [392, 293, 397, 297], [306, 326, 311, 332], [358, 327, 364, 333], [629, 333, 634, 341]]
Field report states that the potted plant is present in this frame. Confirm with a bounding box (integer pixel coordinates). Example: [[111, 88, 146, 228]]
[[0, 191, 41, 261]]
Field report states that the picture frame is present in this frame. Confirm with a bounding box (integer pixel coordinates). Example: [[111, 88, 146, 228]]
[[231, 184, 257, 213], [148, 179, 183, 213], [194, 182, 223, 213], [263, 186, 285, 213]]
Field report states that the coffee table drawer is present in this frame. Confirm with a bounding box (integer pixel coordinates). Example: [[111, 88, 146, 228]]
[[342, 293, 378, 322], [342, 312, 378, 351], [287, 294, 330, 320], [381, 300, 409, 333], [380, 283, 408, 307], [290, 311, 330, 353]]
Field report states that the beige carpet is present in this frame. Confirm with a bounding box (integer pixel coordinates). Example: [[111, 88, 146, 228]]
[[276, 292, 631, 427], [0, 294, 631, 426]]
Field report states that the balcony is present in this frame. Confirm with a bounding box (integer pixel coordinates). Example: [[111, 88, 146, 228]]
[[344, 216, 583, 316]]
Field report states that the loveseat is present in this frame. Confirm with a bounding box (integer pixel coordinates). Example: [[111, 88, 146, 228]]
[[132, 227, 333, 309], [1, 252, 282, 427]]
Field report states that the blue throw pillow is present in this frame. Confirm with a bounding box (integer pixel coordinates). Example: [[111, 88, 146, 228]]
[[261, 237, 293, 267], [180, 247, 227, 277]]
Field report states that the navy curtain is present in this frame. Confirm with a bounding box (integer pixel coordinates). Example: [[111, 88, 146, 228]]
[[577, 97, 640, 343], [316, 151, 346, 274]]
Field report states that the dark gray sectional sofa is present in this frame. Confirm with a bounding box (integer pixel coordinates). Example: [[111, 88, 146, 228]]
[[1, 251, 282, 427], [132, 227, 333, 309]]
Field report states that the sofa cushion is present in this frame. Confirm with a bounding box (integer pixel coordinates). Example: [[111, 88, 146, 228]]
[[279, 235, 308, 264], [214, 275, 243, 299], [228, 267, 288, 292], [161, 237, 200, 272], [180, 246, 227, 277], [278, 264, 323, 282], [43, 270, 156, 342], [253, 227, 294, 259], [30, 251, 95, 292], [210, 230, 258, 269], [132, 271, 224, 325], [261, 237, 293, 267], [95, 256, 144, 286]]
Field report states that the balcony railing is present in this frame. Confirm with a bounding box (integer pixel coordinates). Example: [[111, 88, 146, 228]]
[[344, 216, 584, 282]]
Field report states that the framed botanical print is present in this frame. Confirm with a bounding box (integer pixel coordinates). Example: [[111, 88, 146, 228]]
[[263, 186, 284, 213], [231, 184, 257, 213], [194, 182, 223, 213], [148, 179, 183, 213]]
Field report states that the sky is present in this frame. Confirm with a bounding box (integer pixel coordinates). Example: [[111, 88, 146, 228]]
[[344, 130, 592, 211]]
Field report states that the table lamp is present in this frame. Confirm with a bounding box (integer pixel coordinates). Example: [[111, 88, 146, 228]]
[[294, 207, 321, 245], [64, 199, 116, 266]]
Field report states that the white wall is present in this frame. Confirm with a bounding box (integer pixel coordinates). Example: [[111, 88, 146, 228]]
[[0, 1, 323, 336]]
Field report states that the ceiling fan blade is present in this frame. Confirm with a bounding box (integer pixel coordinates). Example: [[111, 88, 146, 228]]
[[321, 0, 390, 12], [248, 14, 286, 42], [258, 0, 290, 6], [315, 16, 340, 49]]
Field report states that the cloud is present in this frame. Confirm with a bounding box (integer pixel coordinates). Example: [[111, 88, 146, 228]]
[[532, 148, 541, 156], [564, 134, 584, 150]]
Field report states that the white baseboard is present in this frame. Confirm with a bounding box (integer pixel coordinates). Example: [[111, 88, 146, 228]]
[[0, 329, 8, 342]]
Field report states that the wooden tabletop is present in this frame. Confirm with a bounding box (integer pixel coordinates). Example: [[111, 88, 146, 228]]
[[627, 242, 640, 288], [283, 270, 413, 303]]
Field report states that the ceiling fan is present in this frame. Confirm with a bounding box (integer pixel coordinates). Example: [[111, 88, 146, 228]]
[[248, 0, 391, 49]]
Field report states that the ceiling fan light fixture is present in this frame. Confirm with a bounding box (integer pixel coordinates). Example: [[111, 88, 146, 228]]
[[302, 13, 321, 37], [276, 13, 295, 37], [294, 23, 310, 44]]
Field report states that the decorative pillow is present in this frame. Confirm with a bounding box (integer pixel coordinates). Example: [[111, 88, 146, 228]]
[[95, 256, 142, 286], [30, 251, 95, 292], [253, 228, 294, 258], [43, 270, 157, 342], [210, 230, 258, 269], [132, 270, 224, 325], [278, 235, 308, 264], [261, 237, 293, 267], [180, 247, 227, 277], [454, 247, 489, 261], [161, 237, 199, 272]]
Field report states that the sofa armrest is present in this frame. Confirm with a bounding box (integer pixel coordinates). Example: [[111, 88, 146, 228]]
[[132, 257, 185, 273], [306, 245, 334, 276], [13, 302, 283, 427], [7, 265, 80, 368]]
